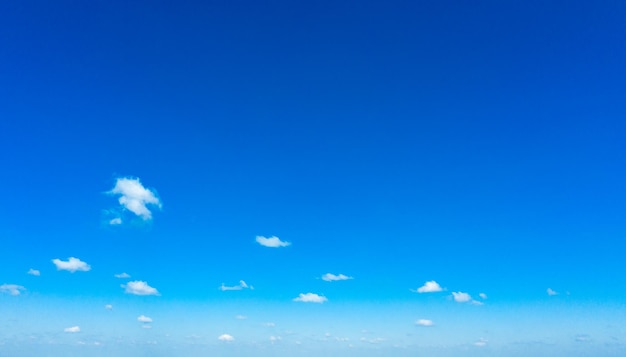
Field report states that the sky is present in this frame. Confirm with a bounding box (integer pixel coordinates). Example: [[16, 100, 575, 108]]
[[1, 1, 626, 356]]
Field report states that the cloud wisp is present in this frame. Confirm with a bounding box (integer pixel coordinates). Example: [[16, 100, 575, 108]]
[[547, 288, 558, 296], [321, 273, 353, 282], [0, 284, 26, 296], [64, 326, 80, 333], [218, 334, 234, 342], [52, 257, 91, 273], [137, 315, 153, 323], [256, 236, 291, 248], [219, 280, 253, 291], [27, 269, 40, 276], [416, 319, 434, 326], [452, 292, 472, 303], [108, 177, 162, 220], [114, 272, 131, 278]]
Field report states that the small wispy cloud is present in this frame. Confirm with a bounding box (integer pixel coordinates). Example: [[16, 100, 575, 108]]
[[360, 337, 385, 344], [137, 315, 153, 323], [52, 257, 91, 273], [64, 326, 80, 333], [321, 273, 353, 282], [27, 269, 40, 276], [0, 284, 26, 296], [108, 177, 162, 220], [114, 272, 130, 279], [218, 334, 234, 342], [109, 217, 122, 225], [547, 288, 558, 296], [452, 292, 472, 303], [255, 235, 291, 248], [219, 280, 253, 291], [122, 281, 160, 296], [293, 292, 327, 303], [411, 280, 443, 293], [104, 304, 113, 310], [479, 293, 487, 299], [474, 338, 487, 347], [142, 324, 152, 329], [269, 335, 282, 343], [415, 319, 434, 326], [263, 322, 276, 327], [234, 315, 247, 320]]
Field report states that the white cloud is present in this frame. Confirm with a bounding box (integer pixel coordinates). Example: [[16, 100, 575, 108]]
[[321, 273, 353, 282], [219, 280, 252, 291], [415, 319, 434, 326], [52, 257, 91, 272], [269, 335, 282, 343], [479, 293, 487, 299], [114, 272, 131, 278], [234, 315, 247, 320], [452, 292, 472, 303], [64, 326, 80, 333], [142, 324, 152, 329], [471, 300, 484, 305], [256, 235, 291, 248], [104, 304, 113, 310], [109, 177, 162, 220], [218, 334, 234, 342], [137, 315, 153, 323], [412, 280, 443, 293], [122, 281, 160, 296], [360, 337, 385, 344], [27, 269, 40, 276], [474, 338, 487, 347], [547, 288, 558, 296], [0, 284, 26, 296], [109, 217, 122, 225], [293, 292, 327, 303]]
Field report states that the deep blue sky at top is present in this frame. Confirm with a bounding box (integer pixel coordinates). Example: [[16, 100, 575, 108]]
[[1, 1, 625, 302]]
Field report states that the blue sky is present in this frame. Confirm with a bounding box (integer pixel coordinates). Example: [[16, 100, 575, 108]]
[[1, 1, 626, 355]]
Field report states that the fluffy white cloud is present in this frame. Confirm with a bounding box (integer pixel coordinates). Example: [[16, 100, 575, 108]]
[[64, 326, 80, 333], [27, 269, 40, 276], [52, 257, 91, 273], [219, 280, 252, 291], [479, 293, 487, 299], [452, 292, 472, 303], [109, 177, 162, 220], [0, 284, 26, 296], [412, 280, 443, 293], [122, 281, 160, 296], [218, 334, 234, 341], [104, 304, 113, 310], [255, 235, 291, 248], [114, 272, 131, 278], [137, 315, 153, 323], [547, 288, 558, 296], [293, 292, 327, 303], [415, 319, 434, 326], [321, 273, 353, 282], [109, 217, 122, 225]]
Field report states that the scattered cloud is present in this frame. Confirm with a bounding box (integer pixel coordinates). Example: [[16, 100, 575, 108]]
[[64, 326, 80, 333], [547, 288, 558, 296], [109, 177, 162, 220], [416, 319, 434, 326], [474, 338, 488, 347], [27, 269, 40, 276], [219, 280, 253, 291], [360, 337, 385, 344], [471, 300, 484, 305], [293, 292, 327, 303], [321, 273, 353, 282], [109, 217, 122, 225], [452, 292, 472, 303], [479, 293, 487, 299], [412, 280, 443, 293], [142, 325, 152, 329], [269, 336, 282, 343], [234, 315, 247, 320], [114, 272, 131, 279], [0, 284, 26, 296], [52, 257, 91, 272], [263, 322, 276, 327], [137, 315, 153, 323], [575, 334, 591, 342], [122, 281, 160, 296], [218, 334, 234, 342], [256, 235, 291, 248], [104, 304, 113, 310]]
